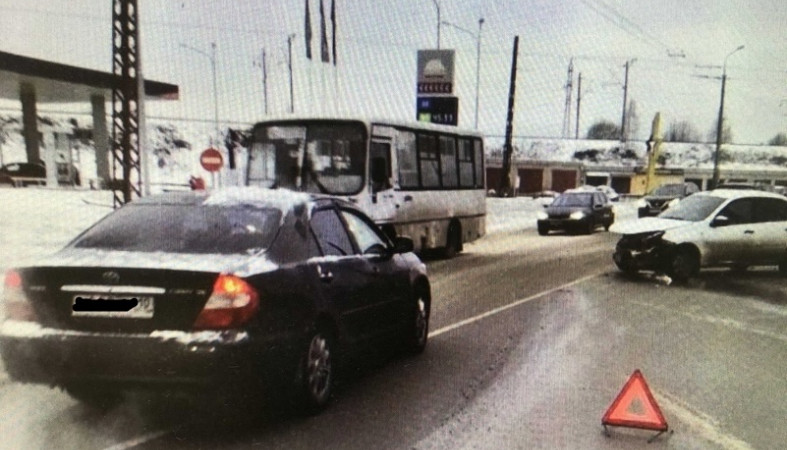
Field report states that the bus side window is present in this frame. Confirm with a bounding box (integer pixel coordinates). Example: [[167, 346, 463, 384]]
[[370, 141, 392, 193], [458, 139, 474, 188], [418, 134, 440, 188], [473, 139, 484, 188]]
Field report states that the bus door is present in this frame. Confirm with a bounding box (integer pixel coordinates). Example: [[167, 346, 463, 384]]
[[368, 140, 398, 225]]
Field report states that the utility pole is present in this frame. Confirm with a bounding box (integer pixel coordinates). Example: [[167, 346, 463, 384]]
[[575, 72, 582, 139], [475, 18, 484, 129], [620, 59, 635, 142], [260, 48, 269, 115], [287, 34, 295, 113], [712, 45, 745, 189], [111, 0, 142, 206], [562, 58, 574, 138], [432, 0, 441, 49], [499, 36, 519, 197]]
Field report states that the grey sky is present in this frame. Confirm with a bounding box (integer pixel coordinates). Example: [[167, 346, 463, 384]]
[[0, 0, 785, 144]]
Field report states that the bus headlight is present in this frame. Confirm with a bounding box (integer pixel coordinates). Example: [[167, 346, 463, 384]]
[[570, 211, 585, 220]]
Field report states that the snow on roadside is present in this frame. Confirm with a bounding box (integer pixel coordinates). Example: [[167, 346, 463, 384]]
[[0, 188, 114, 278]]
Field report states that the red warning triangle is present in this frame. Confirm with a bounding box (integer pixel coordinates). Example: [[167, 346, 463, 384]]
[[602, 369, 668, 431]]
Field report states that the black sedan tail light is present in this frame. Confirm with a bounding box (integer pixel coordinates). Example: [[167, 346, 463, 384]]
[[2, 269, 38, 322], [193, 274, 260, 330]]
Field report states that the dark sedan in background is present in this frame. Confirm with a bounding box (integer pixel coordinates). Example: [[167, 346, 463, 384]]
[[0, 187, 430, 413], [536, 190, 615, 235], [637, 182, 699, 217]]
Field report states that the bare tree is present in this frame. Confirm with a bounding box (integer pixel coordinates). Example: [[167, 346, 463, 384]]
[[0, 115, 20, 166], [665, 120, 701, 142], [768, 132, 787, 146], [587, 120, 621, 140], [707, 121, 733, 144]]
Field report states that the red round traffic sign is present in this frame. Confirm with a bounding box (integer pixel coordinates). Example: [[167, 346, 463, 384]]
[[200, 148, 223, 172]]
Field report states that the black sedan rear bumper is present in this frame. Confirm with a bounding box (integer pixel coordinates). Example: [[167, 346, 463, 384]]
[[0, 320, 296, 389], [537, 218, 590, 232]]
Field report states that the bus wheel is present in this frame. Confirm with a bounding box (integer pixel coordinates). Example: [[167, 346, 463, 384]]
[[441, 222, 462, 259]]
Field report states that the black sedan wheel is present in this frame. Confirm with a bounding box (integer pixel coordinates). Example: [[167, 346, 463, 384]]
[[297, 327, 334, 414], [537, 224, 549, 236], [405, 294, 430, 354]]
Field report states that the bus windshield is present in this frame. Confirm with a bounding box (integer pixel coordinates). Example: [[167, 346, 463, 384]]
[[248, 122, 367, 195]]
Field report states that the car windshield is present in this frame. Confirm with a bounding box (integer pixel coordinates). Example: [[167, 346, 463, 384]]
[[71, 204, 282, 255], [552, 193, 592, 207], [659, 195, 726, 221], [651, 184, 684, 196]]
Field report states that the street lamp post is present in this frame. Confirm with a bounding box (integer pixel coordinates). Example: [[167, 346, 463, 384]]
[[441, 18, 484, 129], [180, 42, 219, 142], [711, 45, 745, 189]]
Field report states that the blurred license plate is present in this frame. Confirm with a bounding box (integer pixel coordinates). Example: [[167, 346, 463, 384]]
[[72, 295, 154, 318]]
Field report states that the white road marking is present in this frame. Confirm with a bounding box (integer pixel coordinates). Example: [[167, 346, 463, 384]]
[[655, 388, 754, 449], [430, 272, 604, 337], [102, 430, 170, 450]]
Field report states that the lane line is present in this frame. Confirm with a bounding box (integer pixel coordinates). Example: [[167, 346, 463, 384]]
[[102, 430, 170, 450], [430, 272, 604, 338], [654, 388, 754, 449]]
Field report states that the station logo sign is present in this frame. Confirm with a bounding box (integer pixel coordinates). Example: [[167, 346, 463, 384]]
[[416, 50, 455, 95]]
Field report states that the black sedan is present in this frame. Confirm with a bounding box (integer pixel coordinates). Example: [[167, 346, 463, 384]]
[[536, 190, 615, 235], [636, 182, 699, 218], [0, 187, 430, 413]]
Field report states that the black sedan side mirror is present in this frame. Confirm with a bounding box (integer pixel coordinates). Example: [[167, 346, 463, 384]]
[[392, 236, 414, 254]]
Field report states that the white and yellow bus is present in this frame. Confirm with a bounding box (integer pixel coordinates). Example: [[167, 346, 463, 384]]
[[245, 117, 486, 257]]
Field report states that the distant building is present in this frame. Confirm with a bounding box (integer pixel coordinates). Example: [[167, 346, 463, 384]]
[[485, 138, 787, 195]]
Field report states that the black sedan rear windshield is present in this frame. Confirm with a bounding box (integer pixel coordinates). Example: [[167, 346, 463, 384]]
[[72, 204, 282, 254]]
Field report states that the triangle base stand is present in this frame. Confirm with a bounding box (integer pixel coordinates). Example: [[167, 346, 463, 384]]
[[603, 424, 670, 443]]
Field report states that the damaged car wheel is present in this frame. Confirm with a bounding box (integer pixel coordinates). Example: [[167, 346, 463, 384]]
[[667, 246, 699, 283]]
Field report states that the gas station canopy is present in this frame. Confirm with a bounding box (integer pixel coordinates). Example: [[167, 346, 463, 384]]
[[0, 50, 178, 103]]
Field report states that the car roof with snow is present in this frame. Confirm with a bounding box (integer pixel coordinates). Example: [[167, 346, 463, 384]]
[[131, 186, 338, 212], [700, 188, 786, 200]]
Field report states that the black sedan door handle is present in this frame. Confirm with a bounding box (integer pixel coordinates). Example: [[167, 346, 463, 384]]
[[744, 230, 754, 234]]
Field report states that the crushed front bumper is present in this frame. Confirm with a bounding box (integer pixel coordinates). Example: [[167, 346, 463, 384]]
[[613, 239, 673, 272]]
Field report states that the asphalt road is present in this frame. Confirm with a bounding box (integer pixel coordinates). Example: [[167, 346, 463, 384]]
[[1, 228, 785, 449]]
